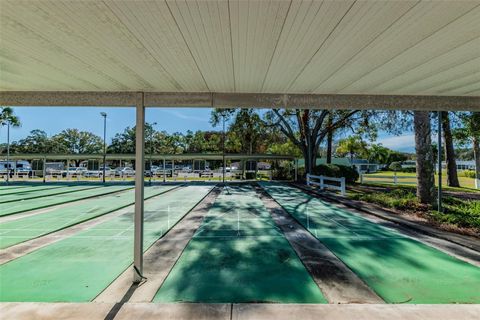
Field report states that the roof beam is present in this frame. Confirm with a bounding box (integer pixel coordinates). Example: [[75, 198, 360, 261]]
[[1, 91, 478, 111]]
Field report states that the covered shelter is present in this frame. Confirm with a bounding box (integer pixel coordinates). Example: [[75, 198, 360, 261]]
[[1, 0, 479, 283]]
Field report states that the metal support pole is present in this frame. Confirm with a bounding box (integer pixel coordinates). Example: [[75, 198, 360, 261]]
[[294, 159, 298, 182], [438, 111, 442, 213], [222, 114, 226, 185], [42, 156, 46, 183], [133, 93, 145, 283], [6, 122, 10, 184], [66, 159, 70, 181], [163, 158, 166, 183], [101, 112, 107, 184]]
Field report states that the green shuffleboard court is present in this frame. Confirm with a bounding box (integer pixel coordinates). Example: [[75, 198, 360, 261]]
[[0, 185, 29, 190], [154, 185, 326, 304], [0, 185, 132, 217], [260, 182, 480, 304], [0, 185, 178, 249], [0, 185, 213, 302], [0, 185, 63, 195], [0, 185, 102, 203]]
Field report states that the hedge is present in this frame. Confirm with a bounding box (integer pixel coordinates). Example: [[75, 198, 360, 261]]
[[312, 164, 359, 184]]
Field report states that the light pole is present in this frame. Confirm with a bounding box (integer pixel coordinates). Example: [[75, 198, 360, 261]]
[[149, 122, 157, 186], [100, 112, 107, 183]]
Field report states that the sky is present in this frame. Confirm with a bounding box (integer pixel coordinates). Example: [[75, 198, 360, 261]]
[[0, 107, 416, 152]]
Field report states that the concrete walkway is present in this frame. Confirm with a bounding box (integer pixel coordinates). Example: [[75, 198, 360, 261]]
[[1, 303, 479, 320]]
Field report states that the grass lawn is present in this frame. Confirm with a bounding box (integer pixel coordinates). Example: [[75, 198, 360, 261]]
[[362, 171, 477, 190], [348, 184, 480, 235]]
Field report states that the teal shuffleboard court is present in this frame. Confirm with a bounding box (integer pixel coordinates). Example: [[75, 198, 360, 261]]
[[0, 185, 63, 195], [0, 185, 178, 249], [154, 185, 326, 304], [260, 182, 480, 304], [0, 185, 132, 217], [0, 185, 33, 191], [0, 185, 103, 203], [0, 185, 213, 302]]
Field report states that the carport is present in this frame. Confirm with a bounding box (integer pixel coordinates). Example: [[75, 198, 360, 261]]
[[0, 0, 479, 284]]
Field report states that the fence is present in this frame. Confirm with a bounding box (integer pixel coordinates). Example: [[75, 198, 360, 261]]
[[306, 174, 346, 195], [359, 174, 416, 185]]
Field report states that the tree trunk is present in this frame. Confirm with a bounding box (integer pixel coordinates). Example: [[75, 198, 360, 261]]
[[442, 112, 460, 187], [474, 137, 480, 189], [326, 114, 333, 164], [414, 111, 436, 205]]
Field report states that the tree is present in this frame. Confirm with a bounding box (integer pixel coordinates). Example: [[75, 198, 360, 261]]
[[336, 136, 367, 163], [265, 109, 374, 174], [441, 112, 460, 187], [211, 109, 266, 155], [0, 107, 20, 127], [53, 129, 103, 154], [0, 107, 21, 156], [413, 111, 436, 205], [16, 130, 57, 154], [453, 112, 480, 187], [367, 144, 391, 165]]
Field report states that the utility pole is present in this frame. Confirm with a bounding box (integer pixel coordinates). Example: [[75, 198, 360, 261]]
[[100, 112, 107, 183]]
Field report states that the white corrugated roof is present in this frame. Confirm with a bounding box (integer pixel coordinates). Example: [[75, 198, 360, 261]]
[[0, 0, 479, 96]]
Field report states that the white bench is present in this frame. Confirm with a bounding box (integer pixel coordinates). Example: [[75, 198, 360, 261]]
[[307, 174, 346, 196]]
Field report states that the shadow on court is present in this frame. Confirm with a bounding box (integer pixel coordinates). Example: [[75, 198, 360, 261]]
[[261, 183, 480, 304], [153, 185, 327, 303]]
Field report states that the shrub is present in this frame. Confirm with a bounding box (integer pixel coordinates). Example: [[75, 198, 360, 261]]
[[462, 170, 477, 179], [401, 167, 416, 173], [389, 161, 403, 171], [312, 164, 359, 184], [245, 172, 256, 180]]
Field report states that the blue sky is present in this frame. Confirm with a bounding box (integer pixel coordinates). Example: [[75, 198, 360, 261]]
[[0, 107, 416, 152]]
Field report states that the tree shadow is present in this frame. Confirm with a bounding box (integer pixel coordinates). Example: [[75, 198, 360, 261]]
[[153, 184, 327, 303], [260, 182, 480, 304]]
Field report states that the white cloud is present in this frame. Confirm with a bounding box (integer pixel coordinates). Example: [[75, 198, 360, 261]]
[[377, 134, 415, 151]]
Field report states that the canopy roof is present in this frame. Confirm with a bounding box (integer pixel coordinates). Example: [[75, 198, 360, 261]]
[[0, 0, 479, 105]]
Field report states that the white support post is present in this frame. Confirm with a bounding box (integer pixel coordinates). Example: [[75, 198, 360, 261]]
[[476, 179, 480, 189], [172, 159, 175, 181], [306, 174, 310, 186], [133, 92, 145, 284], [394, 175, 398, 185], [340, 177, 346, 196], [320, 175, 325, 190]]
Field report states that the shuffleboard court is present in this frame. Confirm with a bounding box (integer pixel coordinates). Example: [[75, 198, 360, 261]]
[[0, 185, 30, 190], [260, 183, 480, 304], [0, 185, 132, 217], [153, 185, 326, 304], [0, 185, 179, 249], [0, 185, 103, 204], [0, 185, 64, 195], [0, 185, 213, 302]]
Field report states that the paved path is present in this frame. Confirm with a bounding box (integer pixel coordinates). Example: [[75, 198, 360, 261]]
[[1, 303, 479, 320]]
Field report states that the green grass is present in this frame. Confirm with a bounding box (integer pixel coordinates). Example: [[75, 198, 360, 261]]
[[362, 171, 478, 190], [348, 185, 480, 231]]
